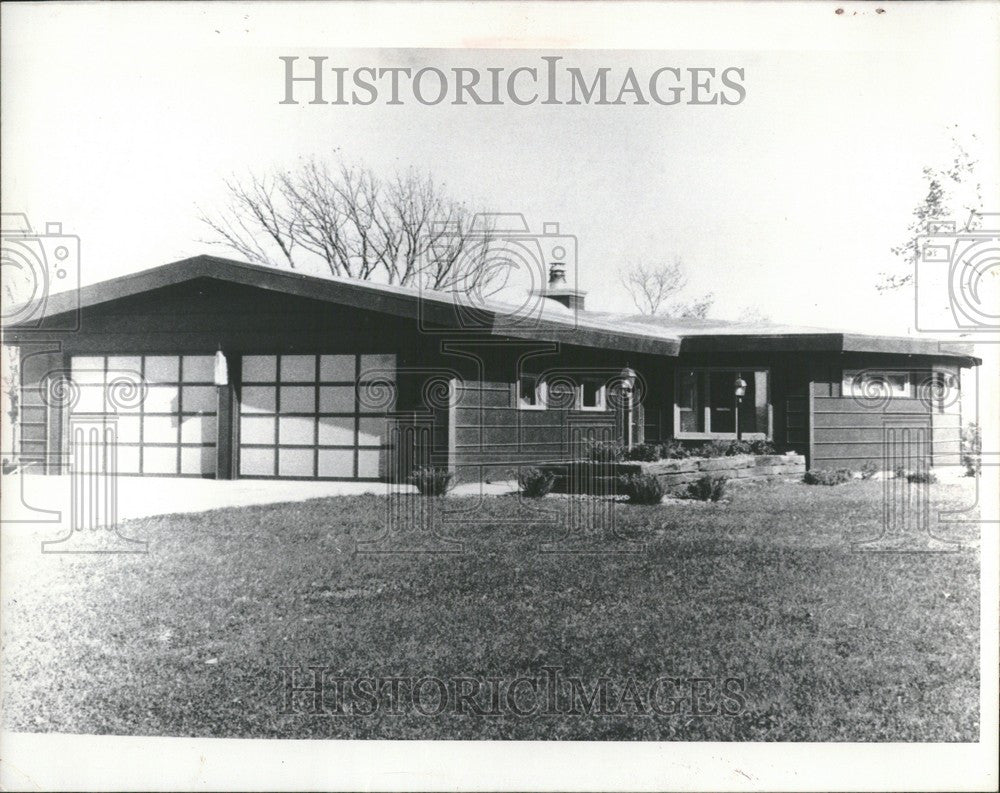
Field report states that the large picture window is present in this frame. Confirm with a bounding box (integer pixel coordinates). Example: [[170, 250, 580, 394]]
[[674, 368, 770, 439]]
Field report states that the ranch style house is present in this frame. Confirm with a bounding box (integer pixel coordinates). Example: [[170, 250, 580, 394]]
[[5, 255, 979, 481]]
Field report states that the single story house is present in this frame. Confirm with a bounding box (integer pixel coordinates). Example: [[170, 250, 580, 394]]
[[5, 254, 979, 481]]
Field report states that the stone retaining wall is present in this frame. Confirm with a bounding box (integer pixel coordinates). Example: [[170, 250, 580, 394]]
[[538, 453, 805, 495]]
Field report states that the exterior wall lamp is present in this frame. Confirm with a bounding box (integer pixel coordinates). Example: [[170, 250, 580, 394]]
[[734, 376, 748, 441], [621, 366, 638, 449]]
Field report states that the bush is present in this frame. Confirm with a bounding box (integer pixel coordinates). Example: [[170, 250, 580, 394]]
[[906, 471, 938, 484], [859, 460, 879, 480], [624, 442, 661, 462], [659, 440, 691, 460], [747, 439, 776, 455], [803, 468, 853, 486], [726, 440, 753, 456], [618, 473, 664, 504], [518, 467, 555, 498], [409, 466, 454, 496], [584, 440, 625, 463], [695, 440, 733, 458], [961, 422, 982, 477], [686, 473, 727, 501], [693, 439, 776, 458]]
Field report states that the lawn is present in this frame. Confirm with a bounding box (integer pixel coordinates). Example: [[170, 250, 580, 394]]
[[0, 478, 980, 740]]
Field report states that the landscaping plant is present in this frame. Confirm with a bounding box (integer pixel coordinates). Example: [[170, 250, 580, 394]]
[[693, 439, 776, 458], [860, 460, 879, 480], [518, 467, 555, 498], [906, 471, 938, 484], [584, 439, 625, 463], [409, 466, 454, 495], [624, 442, 661, 462], [658, 440, 691, 459], [747, 439, 776, 455], [961, 422, 981, 477], [618, 472, 664, 504], [803, 468, 854, 486], [686, 473, 728, 501]]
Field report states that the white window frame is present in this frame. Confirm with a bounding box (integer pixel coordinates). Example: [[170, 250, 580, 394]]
[[577, 376, 608, 412], [842, 369, 913, 399], [516, 373, 547, 411], [673, 367, 772, 440]]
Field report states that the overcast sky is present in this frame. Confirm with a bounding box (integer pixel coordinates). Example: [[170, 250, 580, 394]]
[[3, 2, 999, 335]]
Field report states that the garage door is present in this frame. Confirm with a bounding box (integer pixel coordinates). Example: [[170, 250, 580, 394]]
[[238, 354, 395, 479], [68, 355, 217, 476]]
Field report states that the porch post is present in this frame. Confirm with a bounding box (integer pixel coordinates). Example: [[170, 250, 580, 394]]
[[215, 351, 239, 480]]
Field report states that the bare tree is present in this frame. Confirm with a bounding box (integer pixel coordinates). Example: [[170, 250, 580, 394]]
[[200, 158, 503, 294], [880, 129, 983, 291], [619, 258, 686, 315], [619, 258, 716, 318]]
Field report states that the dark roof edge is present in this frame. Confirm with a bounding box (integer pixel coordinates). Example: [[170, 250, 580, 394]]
[[5, 255, 980, 365], [680, 332, 980, 365]]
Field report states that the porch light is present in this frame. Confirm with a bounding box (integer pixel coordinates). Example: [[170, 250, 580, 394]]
[[734, 376, 748, 441], [620, 366, 637, 449]]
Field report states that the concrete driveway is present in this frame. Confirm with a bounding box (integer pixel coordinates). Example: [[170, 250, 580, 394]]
[[0, 472, 518, 529]]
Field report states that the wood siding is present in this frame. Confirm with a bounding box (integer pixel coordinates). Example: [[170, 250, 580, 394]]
[[809, 359, 962, 470]]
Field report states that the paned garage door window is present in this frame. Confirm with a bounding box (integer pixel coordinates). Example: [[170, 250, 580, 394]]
[[68, 355, 217, 476], [238, 354, 396, 479]]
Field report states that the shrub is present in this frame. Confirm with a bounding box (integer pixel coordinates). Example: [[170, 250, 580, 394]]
[[726, 439, 753, 456], [659, 440, 691, 459], [409, 466, 454, 496], [624, 442, 661, 462], [518, 467, 555, 498], [584, 440, 625, 463], [686, 473, 727, 501], [859, 460, 879, 480], [803, 468, 853, 486], [692, 439, 775, 458], [695, 440, 732, 458], [906, 471, 938, 484], [961, 422, 982, 477], [618, 473, 664, 504], [747, 439, 776, 455]]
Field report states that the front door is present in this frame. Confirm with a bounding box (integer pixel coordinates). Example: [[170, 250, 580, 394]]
[[708, 371, 737, 434]]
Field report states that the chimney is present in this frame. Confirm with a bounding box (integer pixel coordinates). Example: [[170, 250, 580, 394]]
[[543, 261, 586, 311]]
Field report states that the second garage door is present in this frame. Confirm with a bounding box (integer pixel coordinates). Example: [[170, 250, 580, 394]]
[[237, 353, 395, 479]]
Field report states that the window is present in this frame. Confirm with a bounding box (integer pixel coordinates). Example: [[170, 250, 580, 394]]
[[674, 368, 770, 439], [842, 370, 912, 399], [517, 373, 546, 410], [578, 376, 607, 411]]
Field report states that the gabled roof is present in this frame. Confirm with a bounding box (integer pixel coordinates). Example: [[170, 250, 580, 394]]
[[5, 254, 980, 365]]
